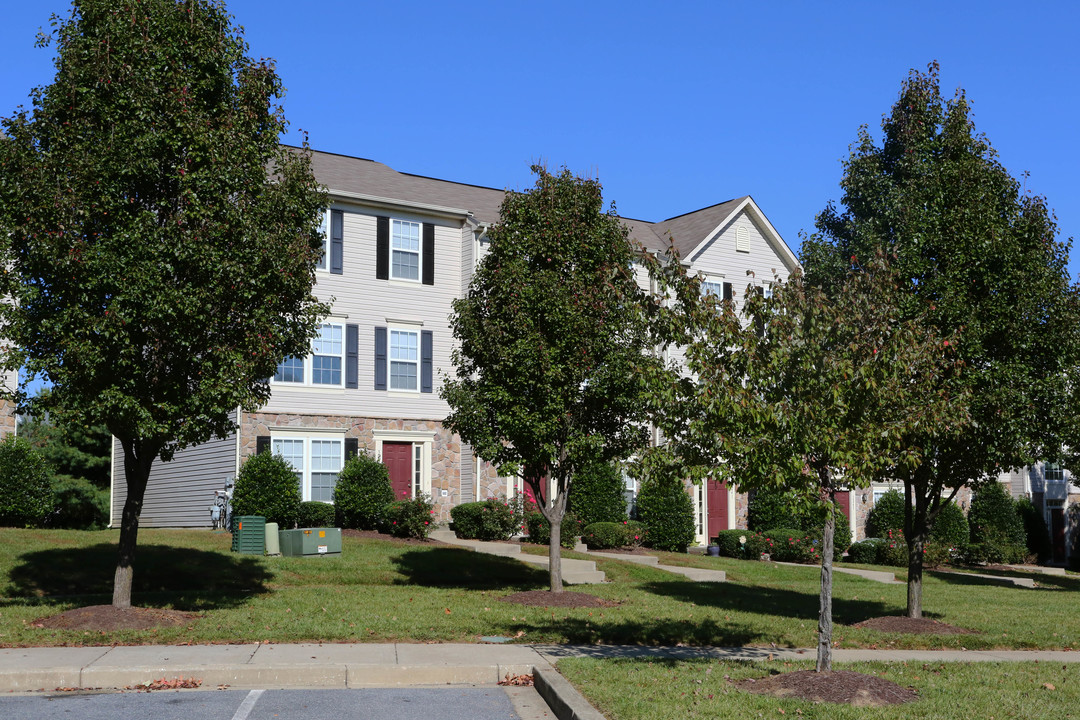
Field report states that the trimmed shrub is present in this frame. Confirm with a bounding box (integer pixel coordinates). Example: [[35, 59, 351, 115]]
[[866, 489, 906, 539], [1015, 497, 1051, 562], [761, 528, 819, 563], [968, 481, 1026, 546], [298, 501, 336, 528], [959, 539, 1026, 565], [0, 436, 53, 528], [930, 501, 969, 547], [231, 452, 301, 528], [582, 522, 629, 550], [47, 476, 109, 529], [524, 510, 581, 548], [747, 487, 803, 532], [451, 497, 523, 541], [636, 476, 695, 552], [847, 538, 885, 564], [807, 517, 852, 563], [568, 460, 627, 526], [625, 520, 647, 548], [922, 540, 953, 568], [878, 528, 908, 567], [381, 494, 435, 539], [333, 452, 394, 530]]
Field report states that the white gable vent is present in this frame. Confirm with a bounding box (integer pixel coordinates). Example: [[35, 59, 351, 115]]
[[736, 227, 750, 253]]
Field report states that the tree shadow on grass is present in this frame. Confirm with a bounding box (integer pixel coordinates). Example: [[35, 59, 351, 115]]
[[3, 543, 272, 610], [929, 568, 1080, 592], [640, 579, 922, 625], [390, 547, 549, 591]]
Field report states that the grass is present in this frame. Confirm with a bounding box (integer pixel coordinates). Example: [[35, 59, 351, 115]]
[[0, 528, 1076, 649], [557, 657, 1080, 720]]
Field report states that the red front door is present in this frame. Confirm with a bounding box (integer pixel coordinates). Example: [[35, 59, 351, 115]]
[[834, 491, 851, 521], [383, 442, 413, 500], [706, 479, 728, 541]]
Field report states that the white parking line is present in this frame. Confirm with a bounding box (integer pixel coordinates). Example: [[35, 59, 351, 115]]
[[230, 689, 265, 720]]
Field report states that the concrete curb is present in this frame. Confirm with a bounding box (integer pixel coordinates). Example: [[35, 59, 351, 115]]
[[534, 666, 607, 720]]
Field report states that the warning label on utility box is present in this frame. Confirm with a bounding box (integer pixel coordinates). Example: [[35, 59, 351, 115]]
[[318, 545, 328, 554]]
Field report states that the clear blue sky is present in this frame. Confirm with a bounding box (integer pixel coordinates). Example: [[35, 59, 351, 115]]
[[2, 0, 1078, 278]]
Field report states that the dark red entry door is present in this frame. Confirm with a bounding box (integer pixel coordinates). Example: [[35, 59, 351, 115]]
[[383, 442, 413, 500], [706, 479, 729, 541]]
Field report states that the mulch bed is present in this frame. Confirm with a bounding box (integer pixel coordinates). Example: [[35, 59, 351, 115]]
[[852, 616, 978, 635], [735, 669, 918, 706], [500, 590, 620, 608], [32, 605, 199, 632]]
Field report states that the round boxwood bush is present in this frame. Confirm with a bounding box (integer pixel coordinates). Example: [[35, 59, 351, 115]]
[[451, 498, 523, 541], [524, 510, 582, 548], [968, 481, 1026, 546], [866, 489, 906, 538], [0, 436, 53, 527], [846, 538, 885, 564], [636, 476, 695, 552], [568, 460, 627, 527], [929, 501, 969, 546], [747, 487, 800, 532], [231, 452, 301, 528], [582, 521, 629, 550], [333, 451, 394, 530], [298, 501, 336, 528]]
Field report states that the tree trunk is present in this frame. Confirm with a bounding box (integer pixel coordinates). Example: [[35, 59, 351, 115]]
[[816, 482, 835, 672], [549, 516, 563, 592], [904, 476, 929, 619], [113, 438, 156, 609], [524, 463, 568, 593]]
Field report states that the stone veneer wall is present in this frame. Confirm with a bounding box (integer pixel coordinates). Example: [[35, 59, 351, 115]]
[[0, 399, 15, 438], [477, 459, 507, 500], [240, 412, 463, 523]]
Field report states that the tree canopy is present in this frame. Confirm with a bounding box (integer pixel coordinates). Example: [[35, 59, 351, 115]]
[[0, 0, 328, 607], [799, 62, 1079, 617], [642, 254, 965, 670], [443, 166, 663, 591]]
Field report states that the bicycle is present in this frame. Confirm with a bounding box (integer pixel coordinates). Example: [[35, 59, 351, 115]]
[[210, 478, 234, 530]]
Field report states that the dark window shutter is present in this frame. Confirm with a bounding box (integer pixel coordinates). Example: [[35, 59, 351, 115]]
[[722, 282, 733, 302], [256, 436, 270, 455], [345, 324, 359, 389], [344, 437, 358, 462], [422, 223, 435, 286], [376, 216, 389, 280], [421, 330, 433, 393], [374, 327, 387, 390], [330, 210, 344, 274]]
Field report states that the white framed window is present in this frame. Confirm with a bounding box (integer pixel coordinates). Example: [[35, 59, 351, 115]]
[[271, 435, 343, 503], [389, 328, 419, 391], [701, 280, 724, 298], [391, 219, 422, 281], [1045, 462, 1064, 483], [315, 210, 329, 271], [273, 323, 344, 387]]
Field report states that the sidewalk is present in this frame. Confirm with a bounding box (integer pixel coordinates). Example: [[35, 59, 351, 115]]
[[1, 642, 1076, 694]]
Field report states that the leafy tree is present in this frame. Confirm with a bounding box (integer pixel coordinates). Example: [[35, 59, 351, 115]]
[[18, 389, 110, 488], [800, 63, 1078, 617], [443, 166, 662, 592], [0, 0, 327, 607], [642, 256, 965, 671]]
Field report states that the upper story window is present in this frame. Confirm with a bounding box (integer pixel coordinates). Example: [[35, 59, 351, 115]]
[[391, 219, 422, 281], [701, 280, 724, 298], [315, 210, 328, 271], [389, 329, 419, 391], [1046, 462, 1064, 482], [273, 323, 345, 387]]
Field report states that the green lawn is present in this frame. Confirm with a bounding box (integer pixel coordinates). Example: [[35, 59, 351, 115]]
[[0, 528, 1076, 649], [557, 657, 1080, 720]]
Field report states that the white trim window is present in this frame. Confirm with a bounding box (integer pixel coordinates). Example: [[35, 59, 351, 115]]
[[273, 323, 344, 387], [391, 219, 422, 281], [389, 328, 419, 391], [315, 210, 329, 271], [1045, 462, 1064, 483], [701, 280, 724, 298], [272, 435, 343, 502]]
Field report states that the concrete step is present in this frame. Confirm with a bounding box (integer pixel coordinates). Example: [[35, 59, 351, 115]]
[[1003, 564, 1067, 576], [774, 561, 901, 585], [516, 553, 606, 585], [657, 564, 726, 582], [581, 550, 660, 566]]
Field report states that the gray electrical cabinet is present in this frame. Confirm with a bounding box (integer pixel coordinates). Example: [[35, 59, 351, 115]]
[[279, 527, 342, 557]]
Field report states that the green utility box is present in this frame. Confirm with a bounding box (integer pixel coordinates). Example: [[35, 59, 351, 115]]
[[279, 527, 342, 557], [231, 515, 266, 554]]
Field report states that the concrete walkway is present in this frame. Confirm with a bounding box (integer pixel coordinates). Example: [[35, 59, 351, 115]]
[[774, 561, 902, 584]]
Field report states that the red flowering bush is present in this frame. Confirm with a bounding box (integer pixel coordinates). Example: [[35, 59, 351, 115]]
[[380, 493, 436, 539]]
